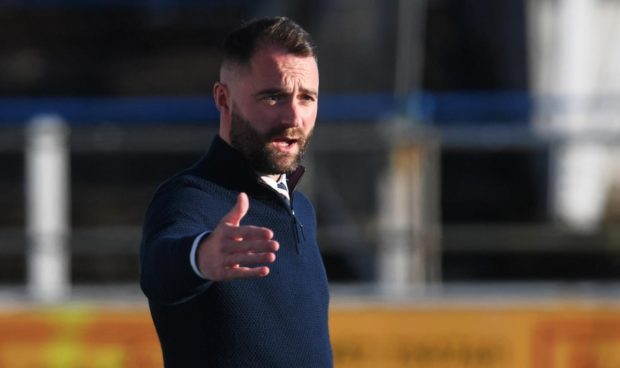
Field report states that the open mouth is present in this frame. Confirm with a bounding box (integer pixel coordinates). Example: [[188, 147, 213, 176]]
[[272, 137, 299, 149]]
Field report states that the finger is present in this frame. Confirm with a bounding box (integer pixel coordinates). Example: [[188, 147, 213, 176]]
[[221, 192, 249, 227], [222, 266, 271, 280], [223, 225, 274, 241], [223, 239, 279, 254], [224, 251, 277, 267]]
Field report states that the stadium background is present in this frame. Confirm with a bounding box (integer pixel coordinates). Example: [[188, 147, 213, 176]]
[[2, 0, 620, 367]]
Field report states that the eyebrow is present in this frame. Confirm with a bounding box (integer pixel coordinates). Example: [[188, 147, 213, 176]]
[[255, 87, 318, 98]]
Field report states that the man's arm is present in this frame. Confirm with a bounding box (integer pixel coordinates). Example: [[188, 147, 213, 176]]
[[140, 189, 278, 305]]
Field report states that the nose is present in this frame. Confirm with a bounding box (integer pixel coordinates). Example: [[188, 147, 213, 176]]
[[281, 100, 302, 128]]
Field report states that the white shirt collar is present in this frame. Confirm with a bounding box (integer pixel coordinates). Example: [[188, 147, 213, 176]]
[[260, 174, 289, 200]]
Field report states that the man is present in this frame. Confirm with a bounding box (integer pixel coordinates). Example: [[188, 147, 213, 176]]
[[140, 17, 333, 367]]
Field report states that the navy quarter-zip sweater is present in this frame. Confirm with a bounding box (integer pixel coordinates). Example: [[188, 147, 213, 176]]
[[140, 135, 333, 367]]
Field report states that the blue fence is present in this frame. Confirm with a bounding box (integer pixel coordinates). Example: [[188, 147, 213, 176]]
[[0, 92, 533, 126]]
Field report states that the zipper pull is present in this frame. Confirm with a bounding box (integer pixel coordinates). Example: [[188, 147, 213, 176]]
[[299, 221, 306, 241]]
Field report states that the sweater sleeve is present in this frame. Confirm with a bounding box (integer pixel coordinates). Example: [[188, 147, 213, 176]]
[[140, 180, 214, 305]]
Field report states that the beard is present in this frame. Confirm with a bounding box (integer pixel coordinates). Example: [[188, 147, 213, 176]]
[[229, 109, 312, 175]]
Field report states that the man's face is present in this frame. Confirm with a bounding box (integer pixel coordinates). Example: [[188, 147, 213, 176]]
[[230, 107, 313, 174], [219, 45, 319, 175]]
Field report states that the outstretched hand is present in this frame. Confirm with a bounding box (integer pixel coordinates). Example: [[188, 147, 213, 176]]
[[197, 192, 279, 281]]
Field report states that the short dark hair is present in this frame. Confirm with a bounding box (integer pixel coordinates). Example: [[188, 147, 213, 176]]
[[222, 16, 317, 67]]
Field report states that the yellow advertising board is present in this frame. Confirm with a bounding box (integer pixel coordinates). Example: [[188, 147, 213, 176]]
[[1, 301, 620, 367], [0, 307, 160, 368], [330, 303, 620, 368]]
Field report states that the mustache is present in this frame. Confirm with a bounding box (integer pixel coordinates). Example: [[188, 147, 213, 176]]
[[264, 127, 305, 140]]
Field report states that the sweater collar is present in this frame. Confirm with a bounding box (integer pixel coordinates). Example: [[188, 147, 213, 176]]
[[196, 135, 305, 195]]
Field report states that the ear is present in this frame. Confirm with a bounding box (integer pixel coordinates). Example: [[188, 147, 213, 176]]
[[213, 82, 231, 115], [214, 82, 234, 143]]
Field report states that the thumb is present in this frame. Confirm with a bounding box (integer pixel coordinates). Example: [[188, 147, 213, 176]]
[[221, 192, 249, 226]]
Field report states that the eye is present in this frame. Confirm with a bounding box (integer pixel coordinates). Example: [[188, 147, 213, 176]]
[[262, 94, 282, 106], [300, 94, 316, 104]]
